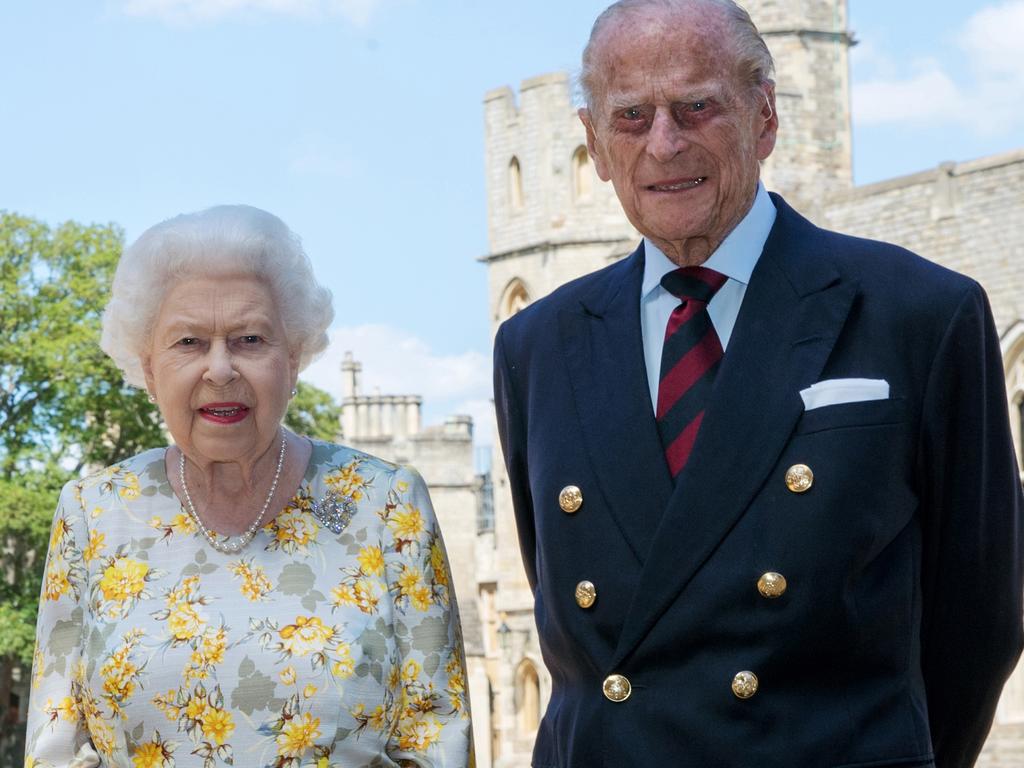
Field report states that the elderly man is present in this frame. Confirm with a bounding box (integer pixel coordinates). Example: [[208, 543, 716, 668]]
[[492, 1, 1024, 766]]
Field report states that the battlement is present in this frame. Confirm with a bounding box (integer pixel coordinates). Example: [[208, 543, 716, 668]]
[[482, 1, 854, 260], [748, 0, 848, 34], [483, 72, 636, 258]]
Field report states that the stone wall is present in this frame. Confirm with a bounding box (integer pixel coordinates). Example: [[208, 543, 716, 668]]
[[824, 150, 1024, 336]]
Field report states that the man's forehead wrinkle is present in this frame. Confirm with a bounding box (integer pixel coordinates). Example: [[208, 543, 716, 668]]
[[604, 74, 727, 109], [591, 7, 739, 95]]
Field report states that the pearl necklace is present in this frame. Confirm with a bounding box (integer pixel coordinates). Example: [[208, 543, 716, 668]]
[[178, 437, 287, 555]]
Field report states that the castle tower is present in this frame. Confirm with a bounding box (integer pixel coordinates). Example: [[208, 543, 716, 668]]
[[481, 72, 640, 767], [751, 0, 854, 218], [482, 72, 638, 331]]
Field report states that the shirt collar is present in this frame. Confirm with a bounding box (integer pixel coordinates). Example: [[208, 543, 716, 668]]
[[641, 182, 777, 299]]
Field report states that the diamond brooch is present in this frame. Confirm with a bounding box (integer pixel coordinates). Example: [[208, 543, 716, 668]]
[[310, 491, 356, 534]]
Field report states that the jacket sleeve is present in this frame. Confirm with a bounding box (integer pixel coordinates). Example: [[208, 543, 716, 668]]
[[493, 322, 537, 592], [25, 481, 100, 768], [917, 281, 1024, 768]]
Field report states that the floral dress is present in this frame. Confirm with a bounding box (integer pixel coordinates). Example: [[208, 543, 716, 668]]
[[25, 441, 472, 768]]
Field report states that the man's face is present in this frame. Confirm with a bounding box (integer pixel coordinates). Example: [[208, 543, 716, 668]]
[[579, 9, 777, 264]]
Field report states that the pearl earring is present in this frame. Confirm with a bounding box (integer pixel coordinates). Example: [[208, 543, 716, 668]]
[[148, 394, 156, 403], [290, 388, 298, 397]]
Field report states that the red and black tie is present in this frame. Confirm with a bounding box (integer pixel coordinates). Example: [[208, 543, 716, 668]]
[[656, 266, 728, 478]]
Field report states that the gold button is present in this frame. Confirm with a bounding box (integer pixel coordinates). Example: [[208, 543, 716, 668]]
[[732, 671, 759, 699], [785, 464, 813, 493], [575, 580, 597, 609], [603, 674, 631, 702], [757, 572, 787, 599], [559, 485, 583, 513]]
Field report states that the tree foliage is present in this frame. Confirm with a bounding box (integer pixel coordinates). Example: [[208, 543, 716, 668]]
[[0, 476, 59, 665], [0, 212, 165, 477], [0, 211, 165, 667], [285, 381, 342, 442]]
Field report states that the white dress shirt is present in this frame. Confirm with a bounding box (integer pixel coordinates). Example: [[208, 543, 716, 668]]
[[640, 183, 777, 410]]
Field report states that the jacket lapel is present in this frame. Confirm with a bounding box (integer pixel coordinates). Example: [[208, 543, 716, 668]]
[[611, 196, 860, 666], [558, 244, 673, 564]]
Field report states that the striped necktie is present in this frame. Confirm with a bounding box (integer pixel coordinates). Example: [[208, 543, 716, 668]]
[[657, 266, 728, 478]]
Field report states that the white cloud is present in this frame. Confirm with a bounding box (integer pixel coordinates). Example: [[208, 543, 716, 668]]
[[299, 324, 494, 445], [121, 0, 384, 26], [853, 62, 959, 126], [848, 38, 896, 80], [961, 0, 1024, 78], [852, 1, 1024, 135]]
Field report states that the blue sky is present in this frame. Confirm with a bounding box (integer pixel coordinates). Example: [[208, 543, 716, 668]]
[[2, 0, 1022, 449]]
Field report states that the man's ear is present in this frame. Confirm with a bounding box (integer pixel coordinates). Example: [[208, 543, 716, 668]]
[[579, 108, 612, 182], [756, 84, 778, 161]]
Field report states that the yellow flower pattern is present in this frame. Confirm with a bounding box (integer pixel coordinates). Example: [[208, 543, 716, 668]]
[[227, 557, 274, 601], [150, 512, 197, 542], [99, 628, 146, 718], [263, 488, 319, 556], [25, 443, 470, 767]]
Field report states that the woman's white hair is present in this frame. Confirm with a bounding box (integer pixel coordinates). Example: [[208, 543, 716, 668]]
[[101, 204, 334, 388]]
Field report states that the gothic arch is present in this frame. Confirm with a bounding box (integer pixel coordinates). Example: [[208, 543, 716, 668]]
[[514, 658, 541, 736], [997, 320, 1024, 724], [498, 278, 531, 321], [509, 156, 524, 211], [1001, 320, 1024, 478], [572, 145, 593, 201]]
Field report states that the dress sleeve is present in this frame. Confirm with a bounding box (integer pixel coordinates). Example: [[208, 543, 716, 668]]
[[382, 465, 473, 768], [24, 480, 99, 768]]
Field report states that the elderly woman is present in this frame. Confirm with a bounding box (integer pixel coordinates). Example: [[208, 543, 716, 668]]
[[25, 206, 472, 768]]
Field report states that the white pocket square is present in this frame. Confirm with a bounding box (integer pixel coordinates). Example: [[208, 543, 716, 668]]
[[800, 378, 890, 410]]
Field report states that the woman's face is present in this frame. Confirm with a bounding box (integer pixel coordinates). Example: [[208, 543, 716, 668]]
[[143, 274, 297, 467]]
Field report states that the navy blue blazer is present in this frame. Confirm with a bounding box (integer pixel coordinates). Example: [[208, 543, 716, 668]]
[[493, 194, 1024, 768]]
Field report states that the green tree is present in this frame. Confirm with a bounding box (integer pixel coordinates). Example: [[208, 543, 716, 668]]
[[0, 212, 165, 683], [0, 476, 58, 664], [0, 212, 165, 478], [285, 381, 342, 441]]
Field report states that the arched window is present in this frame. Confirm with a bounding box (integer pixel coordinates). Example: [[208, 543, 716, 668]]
[[1019, 398, 1024, 468], [991, 321, 1024, 724], [498, 278, 530, 320], [1002, 321, 1024, 480], [509, 156, 524, 210], [515, 660, 541, 736], [572, 145, 593, 201]]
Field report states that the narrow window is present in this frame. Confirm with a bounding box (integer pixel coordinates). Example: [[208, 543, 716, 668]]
[[500, 279, 530, 320], [516, 660, 540, 735], [509, 156, 523, 210]]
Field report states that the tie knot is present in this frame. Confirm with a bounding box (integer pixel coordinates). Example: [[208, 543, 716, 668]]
[[660, 266, 727, 304]]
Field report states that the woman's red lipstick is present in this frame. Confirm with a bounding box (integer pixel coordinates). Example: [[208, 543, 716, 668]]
[[198, 402, 250, 424]]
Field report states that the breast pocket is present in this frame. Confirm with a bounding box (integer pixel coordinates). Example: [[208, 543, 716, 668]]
[[794, 397, 909, 436]]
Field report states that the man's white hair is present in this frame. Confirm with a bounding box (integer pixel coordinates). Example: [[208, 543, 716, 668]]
[[100, 204, 334, 388], [580, 0, 775, 107]]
